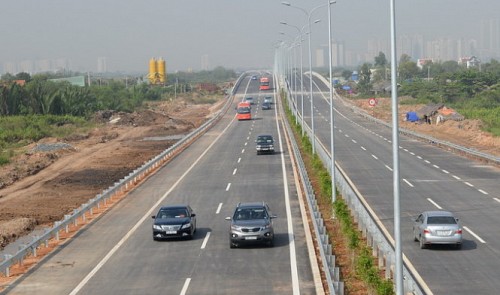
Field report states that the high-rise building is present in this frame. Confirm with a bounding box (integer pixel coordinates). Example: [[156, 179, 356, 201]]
[[97, 57, 107, 73], [19, 60, 34, 74], [201, 54, 209, 71], [3, 62, 16, 74], [315, 48, 325, 67], [331, 40, 345, 67], [480, 18, 500, 59]]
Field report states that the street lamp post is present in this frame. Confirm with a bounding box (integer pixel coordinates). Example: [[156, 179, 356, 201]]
[[327, 0, 337, 204], [282, 1, 335, 154], [389, 0, 403, 293]]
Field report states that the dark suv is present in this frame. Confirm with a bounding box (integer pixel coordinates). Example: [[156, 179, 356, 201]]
[[255, 134, 275, 155], [152, 205, 196, 240], [225, 202, 276, 248]]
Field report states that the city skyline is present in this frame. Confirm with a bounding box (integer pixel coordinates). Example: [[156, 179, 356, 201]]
[[1, 0, 499, 74], [2, 27, 497, 76]]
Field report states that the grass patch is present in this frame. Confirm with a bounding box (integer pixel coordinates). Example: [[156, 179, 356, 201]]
[[0, 115, 93, 165]]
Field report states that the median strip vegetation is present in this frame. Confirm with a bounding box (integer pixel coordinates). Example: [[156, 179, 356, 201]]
[[282, 91, 394, 295]]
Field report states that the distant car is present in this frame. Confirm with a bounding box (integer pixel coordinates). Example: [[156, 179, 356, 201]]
[[152, 205, 196, 240], [251, 75, 258, 80], [244, 97, 255, 105], [255, 134, 275, 155], [261, 102, 271, 110], [413, 210, 462, 249], [225, 202, 276, 248], [264, 96, 273, 104]]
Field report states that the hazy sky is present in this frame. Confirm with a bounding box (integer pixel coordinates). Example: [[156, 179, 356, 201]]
[[1, 0, 499, 73]]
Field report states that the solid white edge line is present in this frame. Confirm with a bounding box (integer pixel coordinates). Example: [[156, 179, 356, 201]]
[[201, 232, 211, 249], [493, 197, 500, 203], [274, 93, 300, 295], [463, 226, 486, 244], [426, 198, 442, 210], [179, 278, 191, 295], [225, 183, 231, 191], [69, 115, 236, 295]]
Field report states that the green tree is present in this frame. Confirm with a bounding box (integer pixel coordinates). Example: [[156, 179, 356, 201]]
[[374, 52, 387, 67], [358, 63, 373, 94]]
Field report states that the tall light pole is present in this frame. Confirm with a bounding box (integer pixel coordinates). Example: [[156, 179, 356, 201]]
[[389, 0, 403, 293], [281, 21, 320, 136], [282, 1, 335, 154], [327, 0, 337, 203], [281, 23, 307, 127]]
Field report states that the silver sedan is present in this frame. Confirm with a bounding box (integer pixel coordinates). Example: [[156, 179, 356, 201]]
[[413, 211, 463, 249]]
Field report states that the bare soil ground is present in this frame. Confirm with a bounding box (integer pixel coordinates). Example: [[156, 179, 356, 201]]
[[0, 98, 224, 250], [347, 97, 500, 157]]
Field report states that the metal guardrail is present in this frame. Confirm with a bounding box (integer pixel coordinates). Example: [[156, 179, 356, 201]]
[[277, 79, 343, 295], [0, 73, 246, 278]]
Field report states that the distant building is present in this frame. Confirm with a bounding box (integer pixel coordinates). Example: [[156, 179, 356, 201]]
[[458, 56, 481, 68], [417, 58, 433, 69], [315, 48, 325, 67], [201, 54, 209, 71], [97, 57, 107, 73]]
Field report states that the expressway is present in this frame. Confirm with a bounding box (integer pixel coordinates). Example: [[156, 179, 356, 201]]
[[2, 74, 319, 294], [290, 72, 500, 295]]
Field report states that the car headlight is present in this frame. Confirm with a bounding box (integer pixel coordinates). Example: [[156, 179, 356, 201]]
[[181, 223, 192, 229], [153, 225, 162, 230]]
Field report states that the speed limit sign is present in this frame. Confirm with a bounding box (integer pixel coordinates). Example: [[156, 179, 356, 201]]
[[368, 98, 377, 107]]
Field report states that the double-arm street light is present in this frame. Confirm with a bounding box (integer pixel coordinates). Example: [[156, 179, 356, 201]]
[[282, 1, 335, 154], [280, 22, 308, 130], [282, 1, 336, 202], [327, 0, 337, 203]]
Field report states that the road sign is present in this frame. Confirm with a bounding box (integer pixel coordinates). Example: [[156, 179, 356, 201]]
[[368, 98, 377, 107]]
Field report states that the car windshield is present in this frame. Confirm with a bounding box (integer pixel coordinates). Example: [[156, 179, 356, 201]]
[[427, 216, 457, 224], [237, 107, 251, 114], [234, 208, 268, 220], [257, 136, 273, 143], [158, 208, 188, 219]]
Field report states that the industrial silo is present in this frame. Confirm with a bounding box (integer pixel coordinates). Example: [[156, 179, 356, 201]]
[[157, 57, 166, 84], [149, 58, 157, 84]]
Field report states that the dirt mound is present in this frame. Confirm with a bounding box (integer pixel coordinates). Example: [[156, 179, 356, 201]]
[[0, 97, 223, 251], [349, 97, 499, 157]]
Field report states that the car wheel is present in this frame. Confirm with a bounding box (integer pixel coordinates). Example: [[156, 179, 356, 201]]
[[419, 237, 427, 249], [413, 230, 418, 242], [267, 240, 274, 247], [456, 243, 462, 250], [229, 241, 236, 249]]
